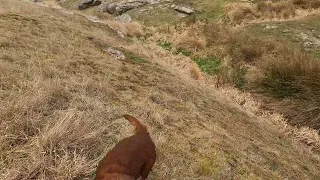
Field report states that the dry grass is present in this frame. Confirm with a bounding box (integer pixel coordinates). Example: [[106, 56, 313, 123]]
[[226, 3, 259, 24], [258, 47, 320, 129], [256, 1, 296, 19], [202, 20, 320, 130], [189, 63, 203, 80], [2, 0, 320, 179], [149, 21, 320, 131], [226, 0, 320, 24], [143, 21, 320, 151], [175, 29, 206, 52], [123, 21, 145, 37], [107, 21, 145, 37], [292, 0, 320, 9]]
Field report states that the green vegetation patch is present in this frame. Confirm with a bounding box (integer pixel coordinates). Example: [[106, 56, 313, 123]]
[[124, 51, 149, 64], [193, 56, 222, 75], [157, 40, 173, 51], [175, 48, 192, 56], [129, 6, 181, 26], [229, 66, 247, 89]]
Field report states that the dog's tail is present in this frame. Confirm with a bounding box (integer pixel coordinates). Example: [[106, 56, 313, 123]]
[[123, 115, 148, 134]]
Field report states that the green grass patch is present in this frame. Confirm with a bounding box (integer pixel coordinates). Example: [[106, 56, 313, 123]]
[[129, 7, 180, 26], [175, 48, 192, 56], [230, 66, 247, 89], [193, 56, 222, 75], [124, 51, 149, 64], [157, 40, 173, 51]]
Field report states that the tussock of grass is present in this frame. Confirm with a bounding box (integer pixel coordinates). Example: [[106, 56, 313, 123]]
[[227, 0, 320, 25], [189, 63, 202, 80], [258, 47, 320, 129], [175, 29, 206, 51], [107, 21, 145, 37], [226, 3, 259, 25]]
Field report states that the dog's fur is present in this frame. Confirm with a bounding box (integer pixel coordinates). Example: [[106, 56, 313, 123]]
[[95, 115, 156, 180]]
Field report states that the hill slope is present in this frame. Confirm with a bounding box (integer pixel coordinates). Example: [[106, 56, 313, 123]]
[[1, 0, 320, 179]]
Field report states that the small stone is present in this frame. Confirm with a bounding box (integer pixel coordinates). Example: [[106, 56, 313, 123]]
[[282, 29, 290, 33], [117, 31, 126, 38], [146, 0, 160, 4], [173, 5, 194, 14], [303, 41, 313, 47], [105, 48, 126, 60], [139, 9, 148, 13]]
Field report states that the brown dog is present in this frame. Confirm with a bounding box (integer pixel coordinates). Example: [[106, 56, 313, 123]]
[[95, 115, 156, 180]]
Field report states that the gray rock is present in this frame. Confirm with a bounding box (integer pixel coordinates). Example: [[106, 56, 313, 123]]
[[78, 0, 93, 10], [304, 41, 313, 48], [177, 12, 187, 18], [117, 31, 126, 38], [98, 3, 110, 12], [172, 5, 194, 14], [146, 0, 160, 4], [105, 48, 126, 60], [139, 9, 148, 13], [115, 13, 132, 23], [86, 15, 103, 23], [99, 2, 118, 14], [78, 0, 101, 10], [299, 32, 309, 40], [99, 0, 147, 15], [282, 29, 290, 33]]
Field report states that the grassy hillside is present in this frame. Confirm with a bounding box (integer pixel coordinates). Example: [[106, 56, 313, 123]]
[[1, 0, 320, 179], [142, 0, 320, 130]]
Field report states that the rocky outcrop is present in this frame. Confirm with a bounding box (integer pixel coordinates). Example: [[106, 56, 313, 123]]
[[78, 0, 101, 10], [98, 0, 148, 15]]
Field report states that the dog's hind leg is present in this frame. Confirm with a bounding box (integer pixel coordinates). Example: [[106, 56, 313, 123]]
[[140, 158, 156, 180]]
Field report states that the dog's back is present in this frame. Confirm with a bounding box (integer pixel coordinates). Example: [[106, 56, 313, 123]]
[[95, 115, 156, 180]]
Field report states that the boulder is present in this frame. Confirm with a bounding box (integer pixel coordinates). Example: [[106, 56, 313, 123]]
[[99, 0, 147, 15], [115, 13, 132, 23], [78, 0, 101, 10], [99, 2, 117, 14], [98, 2, 110, 13]]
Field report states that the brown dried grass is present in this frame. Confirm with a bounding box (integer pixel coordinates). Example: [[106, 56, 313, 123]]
[[227, 0, 320, 24]]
